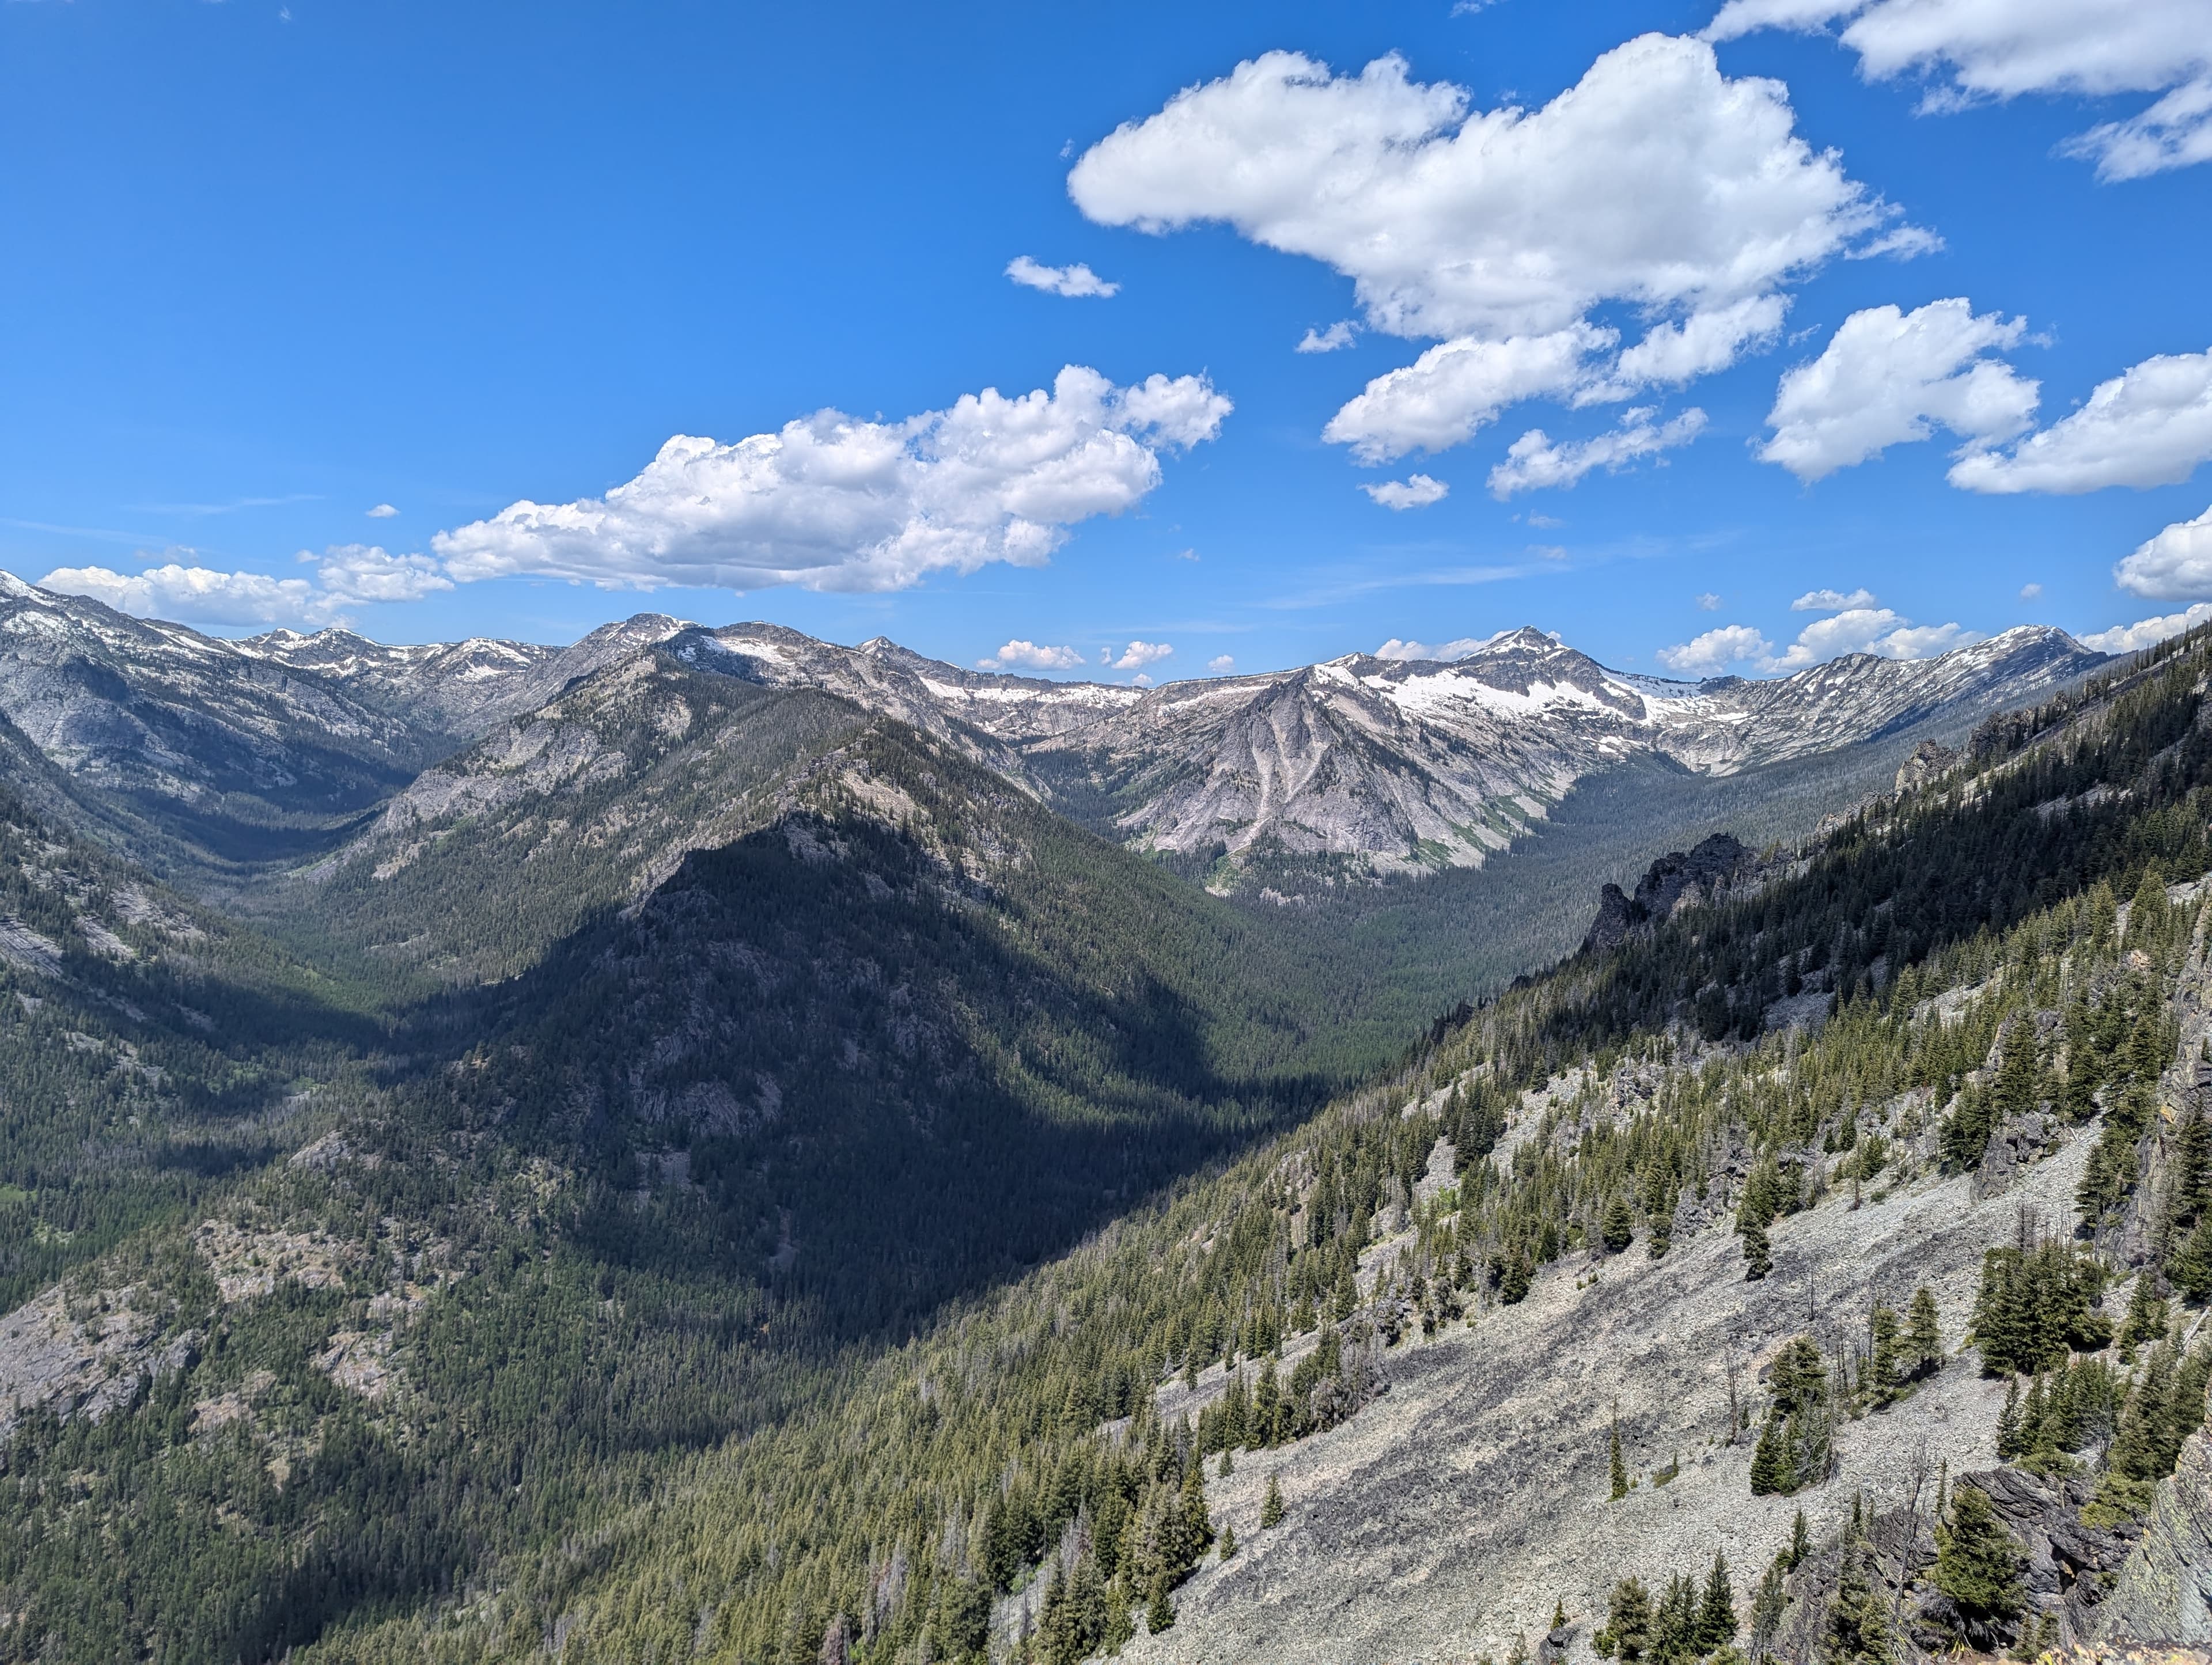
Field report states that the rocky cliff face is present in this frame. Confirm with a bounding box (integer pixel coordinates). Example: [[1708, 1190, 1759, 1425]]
[[1580, 832, 1760, 954], [2100, 1428, 2212, 1645]]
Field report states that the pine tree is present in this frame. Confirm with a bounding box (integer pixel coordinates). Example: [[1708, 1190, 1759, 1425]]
[[1696, 1552, 1737, 1652], [2122, 1278, 2169, 1356], [2168, 1215, 2212, 1302], [1749, 1413, 1789, 1496], [1906, 1285, 1943, 1378], [1217, 1520, 1236, 1561], [1605, 1576, 1654, 1663], [1145, 1575, 1175, 1636], [1610, 1401, 1630, 1500], [1821, 1539, 1892, 1664], [1789, 1508, 1811, 1571], [1259, 1473, 1285, 1529], [1935, 1485, 2026, 1628], [1867, 1304, 1903, 1406], [1995, 1376, 2022, 1459], [1740, 1215, 1773, 1281], [1603, 1192, 1635, 1254]]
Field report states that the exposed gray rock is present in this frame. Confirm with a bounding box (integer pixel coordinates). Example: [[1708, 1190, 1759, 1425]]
[[2100, 1429, 2212, 1645], [1581, 833, 1758, 953]]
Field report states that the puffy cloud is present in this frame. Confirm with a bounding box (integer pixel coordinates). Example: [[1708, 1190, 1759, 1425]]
[[1487, 408, 1706, 497], [1580, 296, 1790, 403], [1005, 256, 1120, 298], [1791, 587, 1878, 611], [2080, 602, 2212, 654], [2113, 504, 2212, 598], [1071, 35, 1914, 456], [1706, 0, 2212, 180], [434, 366, 1229, 593], [366, 503, 399, 518], [1297, 321, 1358, 353], [1657, 598, 1975, 673], [1764, 605, 1976, 669], [2020, 582, 2043, 600], [1207, 654, 1237, 673], [306, 543, 454, 605], [1696, 592, 1722, 610], [39, 543, 446, 628], [1324, 327, 1608, 461], [1756, 299, 2038, 481], [1109, 640, 1172, 670], [1361, 473, 1450, 510], [1657, 624, 1772, 674], [40, 561, 323, 627], [1948, 348, 2212, 494], [979, 639, 1086, 672], [1072, 36, 1893, 343], [1373, 635, 1494, 661]]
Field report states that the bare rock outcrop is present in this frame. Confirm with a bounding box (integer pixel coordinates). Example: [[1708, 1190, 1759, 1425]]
[[2099, 1429, 2212, 1645], [1581, 832, 1758, 954]]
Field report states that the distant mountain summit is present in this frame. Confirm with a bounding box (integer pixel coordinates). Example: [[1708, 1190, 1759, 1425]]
[[0, 571, 2108, 888]]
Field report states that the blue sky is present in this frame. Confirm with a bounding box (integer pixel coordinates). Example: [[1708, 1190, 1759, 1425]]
[[3, 1, 2209, 681]]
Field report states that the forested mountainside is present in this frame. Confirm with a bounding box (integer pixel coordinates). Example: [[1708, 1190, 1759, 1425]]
[[0, 583, 2207, 1665]]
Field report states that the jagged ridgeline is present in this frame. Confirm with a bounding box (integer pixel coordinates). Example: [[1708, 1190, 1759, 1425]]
[[181, 628, 2202, 1665]]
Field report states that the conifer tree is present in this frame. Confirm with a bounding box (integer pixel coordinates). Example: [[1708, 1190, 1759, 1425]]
[[1789, 1508, 1811, 1571], [1259, 1473, 1285, 1529], [1995, 1376, 2022, 1459], [1749, 1413, 1789, 1496], [1741, 1215, 1772, 1281], [1696, 1552, 1737, 1652], [1602, 1193, 1635, 1254], [1820, 1539, 1891, 1664], [1145, 1575, 1175, 1636], [1905, 1285, 1943, 1378], [2168, 1215, 2212, 1303], [1604, 1576, 1654, 1663], [1217, 1520, 1236, 1561], [1867, 1304, 1903, 1407], [1934, 1485, 2025, 1629], [1218, 1446, 1233, 1478]]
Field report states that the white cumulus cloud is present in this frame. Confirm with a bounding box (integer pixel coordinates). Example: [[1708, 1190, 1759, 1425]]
[[1109, 640, 1172, 670], [39, 543, 448, 628], [2113, 504, 2212, 598], [1756, 299, 2038, 481], [1948, 348, 2212, 494], [1207, 654, 1237, 673], [1706, 0, 2212, 180], [433, 365, 1229, 594], [40, 562, 323, 628], [366, 503, 399, 518], [1657, 624, 1773, 674], [1791, 587, 1878, 611], [1297, 321, 1358, 354], [1005, 256, 1121, 298], [1361, 474, 1450, 510], [979, 639, 1087, 672], [1324, 327, 1609, 462], [1373, 635, 1494, 661], [2080, 602, 2212, 654], [1071, 35, 1914, 458], [1658, 597, 1975, 673], [1487, 408, 1706, 497]]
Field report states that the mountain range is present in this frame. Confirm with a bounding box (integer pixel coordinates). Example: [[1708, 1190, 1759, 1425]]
[[0, 572, 2107, 899], [17, 570, 2212, 1665]]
